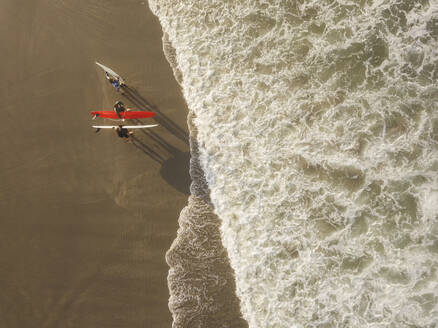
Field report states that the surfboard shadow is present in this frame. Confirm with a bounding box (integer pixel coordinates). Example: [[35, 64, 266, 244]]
[[122, 86, 189, 145]]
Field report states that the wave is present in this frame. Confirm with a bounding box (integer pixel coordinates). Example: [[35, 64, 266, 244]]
[[150, 0, 438, 327]]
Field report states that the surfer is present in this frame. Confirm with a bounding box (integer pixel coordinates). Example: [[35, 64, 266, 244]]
[[113, 101, 127, 119], [114, 125, 133, 142], [106, 72, 125, 95]]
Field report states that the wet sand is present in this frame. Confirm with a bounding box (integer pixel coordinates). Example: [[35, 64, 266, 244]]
[[0, 1, 189, 327], [165, 110, 248, 328]]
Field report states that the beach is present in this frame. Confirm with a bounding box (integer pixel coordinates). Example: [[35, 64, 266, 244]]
[[3, 0, 437, 327], [0, 1, 190, 327]]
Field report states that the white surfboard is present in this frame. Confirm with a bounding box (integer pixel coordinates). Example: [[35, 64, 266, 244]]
[[92, 124, 158, 129], [95, 62, 126, 85]]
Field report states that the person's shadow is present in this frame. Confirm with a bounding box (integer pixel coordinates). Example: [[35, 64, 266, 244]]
[[131, 127, 190, 195], [120, 86, 190, 194]]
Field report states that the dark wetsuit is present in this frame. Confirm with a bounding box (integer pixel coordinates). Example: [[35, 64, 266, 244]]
[[114, 101, 126, 119], [116, 127, 129, 138]]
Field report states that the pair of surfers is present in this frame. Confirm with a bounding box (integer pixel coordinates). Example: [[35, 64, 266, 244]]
[[111, 100, 133, 142]]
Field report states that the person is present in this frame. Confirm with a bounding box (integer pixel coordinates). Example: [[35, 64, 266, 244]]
[[113, 125, 133, 142], [113, 100, 127, 119], [105, 72, 125, 94]]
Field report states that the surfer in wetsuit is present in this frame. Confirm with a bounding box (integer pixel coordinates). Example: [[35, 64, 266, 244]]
[[113, 101, 127, 119], [106, 72, 125, 95], [114, 125, 133, 142]]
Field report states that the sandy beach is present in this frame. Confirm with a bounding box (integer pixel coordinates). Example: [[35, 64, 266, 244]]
[[0, 1, 189, 327]]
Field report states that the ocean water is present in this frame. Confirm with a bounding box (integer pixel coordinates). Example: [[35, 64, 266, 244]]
[[149, 0, 438, 327]]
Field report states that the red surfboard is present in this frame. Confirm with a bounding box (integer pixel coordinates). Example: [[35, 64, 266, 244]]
[[91, 111, 155, 119]]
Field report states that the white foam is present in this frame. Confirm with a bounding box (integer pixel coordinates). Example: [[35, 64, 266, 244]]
[[149, 0, 438, 327]]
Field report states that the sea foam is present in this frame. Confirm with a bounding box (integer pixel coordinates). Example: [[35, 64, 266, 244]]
[[150, 0, 438, 327]]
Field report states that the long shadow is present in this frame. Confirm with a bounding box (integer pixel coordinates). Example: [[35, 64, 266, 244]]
[[132, 136, 164, 164], [132, 130, 190, 195], [133, 119, 179, 155], [121, 92, 140, 107], [122, 88, 191, 194], [125, 90, 186, 143], [122, 85, 154, 108], [122, 85, 189, 145]]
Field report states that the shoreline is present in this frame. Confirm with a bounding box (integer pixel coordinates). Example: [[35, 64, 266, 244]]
[[165, 110, 248, 328], [156, 15, 249, 328]]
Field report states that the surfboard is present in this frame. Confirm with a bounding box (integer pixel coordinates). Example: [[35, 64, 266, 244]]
[[96, 62, 126, 85], [92, 124, 159, 129], [91, 111, 155, 119]]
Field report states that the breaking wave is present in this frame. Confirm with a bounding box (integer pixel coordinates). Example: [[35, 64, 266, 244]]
[[150, 0, 438, 327]]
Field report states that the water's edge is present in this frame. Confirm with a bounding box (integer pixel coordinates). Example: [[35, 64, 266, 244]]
[[162, 32, 249, 328]]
